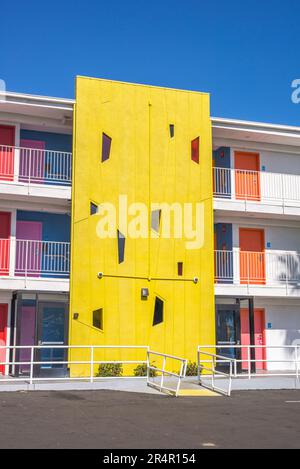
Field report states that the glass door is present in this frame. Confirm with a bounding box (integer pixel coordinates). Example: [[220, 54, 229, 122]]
[[216, 304, 241, 371], [36, 302, 68, 377]]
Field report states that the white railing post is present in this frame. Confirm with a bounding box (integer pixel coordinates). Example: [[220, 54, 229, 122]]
[[175, 362, 183, 397], [28, 149, 32, 186], [146, 350, 150, 383], [90, 347, 94, 383], [228, 360, 233, 397], [197, 348, 201, 383], [161, 356, 166, 391], [248, 346, 251, 379], [233, 248, 240, 285], [9, 237, 16, 277], [211, 356, 215, 390], [29, 347, 34, 385], [14, 147, 20, 182], [295, 346, 299, 380], [281, 173, 285, 207], [25, 240, 28, 280]]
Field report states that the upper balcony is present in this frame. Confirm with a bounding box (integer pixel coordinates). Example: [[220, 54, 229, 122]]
[[213, 167, 300, 219], [0, 144, 72, 203], [0, 91, 74, 209], [0, 238, 70, 292], [215, 249, 300, 298]]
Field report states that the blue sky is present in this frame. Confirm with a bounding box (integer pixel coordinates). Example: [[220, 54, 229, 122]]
[[1, 0, 300, 125]]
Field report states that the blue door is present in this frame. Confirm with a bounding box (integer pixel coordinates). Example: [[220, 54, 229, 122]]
[[37, 302, 68, 377], [216, 304, 242, 372]]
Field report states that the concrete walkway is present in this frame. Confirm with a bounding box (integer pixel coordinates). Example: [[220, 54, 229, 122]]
[[0, 375, 299, 394]]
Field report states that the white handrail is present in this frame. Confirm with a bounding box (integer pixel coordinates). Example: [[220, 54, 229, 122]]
[[213, 166, 300, 204], [0, 345, 150, 385], [146, 350, 188, 397], [0, 238, 70, 277], [215, 249, 300, 286], [197, 348, 235, 396], [0, 144, 72, 186], [198, 345, 300, 380]]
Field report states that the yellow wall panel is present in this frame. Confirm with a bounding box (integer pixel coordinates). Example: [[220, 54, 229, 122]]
[[70, 77, 215, 376]]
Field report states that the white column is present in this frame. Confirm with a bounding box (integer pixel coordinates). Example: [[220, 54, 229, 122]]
[[13, 124, 20, 183], [9, 209, 17, 277]]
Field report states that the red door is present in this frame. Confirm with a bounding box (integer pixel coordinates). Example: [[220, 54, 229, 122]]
[[239, 228, 265, 284], [0, 125, 15, 181], [0, 212, 11, 275], [235, 151, 260, 201], [240, 309, 266, 371], [19, 139, 45, 183], [0, 304, 8, 375], [16, 221, 42, 276]]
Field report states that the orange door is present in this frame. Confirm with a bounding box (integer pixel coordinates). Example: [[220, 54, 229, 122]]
[[235, 151, 260, 200], [240, 309, 266, 371], [240, 228, 265, 284], [0, 125, 15, 181]]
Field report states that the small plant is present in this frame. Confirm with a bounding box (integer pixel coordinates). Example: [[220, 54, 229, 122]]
[[134, 362, 157, 377], [184, 361, 198, 377], [96, 363, 123, 377]]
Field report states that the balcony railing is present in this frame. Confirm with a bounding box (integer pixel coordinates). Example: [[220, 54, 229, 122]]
[[213, 167, 300, 204], [215, 249, 300, 286], [0, 145, 72, 186], [0, 238, 70, 278]]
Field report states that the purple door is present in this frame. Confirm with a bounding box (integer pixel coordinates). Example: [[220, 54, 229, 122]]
[[19, 139, 45, 184], [18, 305, 36, 374], [16, 221, 43, 277]]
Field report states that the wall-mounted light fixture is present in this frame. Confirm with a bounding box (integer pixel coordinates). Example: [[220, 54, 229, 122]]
[[141, 288, 149, 299]]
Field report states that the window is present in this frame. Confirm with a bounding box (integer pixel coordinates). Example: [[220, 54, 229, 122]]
[[169, 124, 175, 138], [177, 262, 183, 276], [117, 230, 125, 264], [90, 202, 98, 215], [102, 133, 112, 162], [151, 209, 161, 234], [153, 296, 164, 326], [191, 137, 200, 164], [93, 308, 103, 330]]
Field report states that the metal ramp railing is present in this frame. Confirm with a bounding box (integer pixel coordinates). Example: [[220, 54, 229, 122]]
[[197, 347, 235, 397], [146, 350, 188, 397]]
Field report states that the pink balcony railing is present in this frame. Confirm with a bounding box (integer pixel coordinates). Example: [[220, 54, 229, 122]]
[[0, 238, 70, 278], [0, 145, 72, 186]]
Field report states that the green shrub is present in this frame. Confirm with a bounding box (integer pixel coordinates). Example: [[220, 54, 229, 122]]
[[96, 363, 123, 377], [184, 361, 198, 377], [134, 363, 157, 377]]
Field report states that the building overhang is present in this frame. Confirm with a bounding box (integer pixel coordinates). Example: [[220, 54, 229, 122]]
[[212, 117, 300, 150], [0, 91, 74, 133]]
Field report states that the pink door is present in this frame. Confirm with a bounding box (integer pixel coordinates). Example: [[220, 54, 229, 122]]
[[241, 309, 266, 371], [18, 305, 36, 374], [16, 221, 43, 277], [254, 310, 266, 370], [19, 139, 45, 183], [0, 304, 8, 375], [240, 309, 251, 370]]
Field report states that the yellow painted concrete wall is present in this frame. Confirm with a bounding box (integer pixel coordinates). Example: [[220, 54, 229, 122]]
[[69, 77, 215, 376]]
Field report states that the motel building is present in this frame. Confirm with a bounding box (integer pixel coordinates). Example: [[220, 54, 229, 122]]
[[0, 91, 73, 377], [0, 77, 299, 380]]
